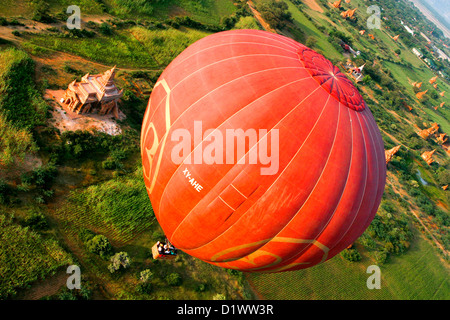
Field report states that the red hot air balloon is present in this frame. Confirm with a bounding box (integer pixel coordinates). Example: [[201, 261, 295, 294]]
[[141, 29, 386, 273]]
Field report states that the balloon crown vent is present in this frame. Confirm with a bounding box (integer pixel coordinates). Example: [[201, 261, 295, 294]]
[[297, 47, 366, 111]]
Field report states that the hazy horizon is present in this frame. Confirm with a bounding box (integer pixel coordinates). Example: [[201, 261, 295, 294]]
[[424, 0, 450, 24]]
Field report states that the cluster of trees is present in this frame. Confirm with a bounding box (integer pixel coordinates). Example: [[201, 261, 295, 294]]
[[0, 162, 58, 205], [44, 130, 138, 169], [165, 15, 223, 32], [0, 48, 49, 130], [78, 228, 132, 274], [255, 0, 292, 30], [340, 247, 362, 262], [388, 149, 449, 252], [0, 114, 37, 168], [31, 0, 55, 23]]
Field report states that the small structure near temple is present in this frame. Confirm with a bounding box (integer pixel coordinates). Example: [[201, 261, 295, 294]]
[[341, 60, 365, 81], [62, 66, 123, 118], [421, 149, 436, 165], [385, 145, 401, 164], [437, 133, 448, 144], [416, 89, 428, 100], [417, 122, 440, 140]]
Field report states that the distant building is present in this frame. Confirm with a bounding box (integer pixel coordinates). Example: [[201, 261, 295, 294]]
[[385, 145, 401, 164], [417, 122, 439, 140], [437, 133, 448, 144], [424, 58, 437, 69], [404, 25, 414, 35], [421, 150, 436, 165], [412, 48, 423, 58], [62, 66, 123, 117], [341, 60, 365, 82]]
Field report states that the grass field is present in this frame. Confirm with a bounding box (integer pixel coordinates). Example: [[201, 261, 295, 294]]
[[24, 31, 160, 69], [55, 167, 155, 245], [24, 26, 211, 70], [382, 60, 450, 132], [285, 0, 342, 60], [147, 0, 237, 25], [247, 228, 449, 300], [129, 26, 210, 67], [0, 213, 73, 299]]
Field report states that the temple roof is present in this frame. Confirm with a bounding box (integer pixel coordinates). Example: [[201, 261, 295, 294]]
[[66, 66, 123, 104]]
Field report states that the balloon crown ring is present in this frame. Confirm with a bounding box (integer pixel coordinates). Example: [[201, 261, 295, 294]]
[[297, 47, 366, 112]]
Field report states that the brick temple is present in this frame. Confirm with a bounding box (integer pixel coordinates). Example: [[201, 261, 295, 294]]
[[417, 122, 440, 140], [62, 66, 123, 117], [421, 149, 436, 165], [385, 145, 401, 164]]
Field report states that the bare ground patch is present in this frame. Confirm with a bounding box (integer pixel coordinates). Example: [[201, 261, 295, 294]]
[[304, 0, 324, 12], [45, 89, 125, 136]]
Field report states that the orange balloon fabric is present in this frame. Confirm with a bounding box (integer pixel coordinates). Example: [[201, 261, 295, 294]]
[[141, 30, 386, 273]]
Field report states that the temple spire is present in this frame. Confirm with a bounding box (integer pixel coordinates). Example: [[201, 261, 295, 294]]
[[100, 66, 117, 87]]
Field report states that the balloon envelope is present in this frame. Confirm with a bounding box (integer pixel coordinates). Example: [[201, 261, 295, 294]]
[[141, 30, 386, 273]]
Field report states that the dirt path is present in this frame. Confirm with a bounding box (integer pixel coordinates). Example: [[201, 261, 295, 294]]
[[303, 0, 324, 13], [15, 270, 68, 300], [381, 129, 403, 146], [247, 1, 277, 33]]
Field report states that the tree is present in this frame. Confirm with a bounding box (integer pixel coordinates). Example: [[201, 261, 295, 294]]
[[86, 235, 113, 258], [256, 0, 292, 30], [305, 36, 317, 49], [340, 248, 362, 262], [213, 293, 227, 300], [140, 269, 153, 283], [166, 273, 182, 286], [32, 0, 54, 23], [436, 168, 450, 186], [108, 252, 131, 273], [137, 269, 153, 294]]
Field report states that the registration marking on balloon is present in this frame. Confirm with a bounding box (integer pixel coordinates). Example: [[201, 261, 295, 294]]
[[182, 168, 203, 192]]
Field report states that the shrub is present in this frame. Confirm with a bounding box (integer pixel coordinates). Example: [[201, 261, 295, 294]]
[[32, 0, 54, 23], [108, 252, 131, 273], [374, 250, 388, 265], [166, 273, 182, 286], [140, 269, 153, 283], [78, 228, 96, 243], [195, 284, 207, 292], [86, 235, 113, 258], [137, 282, 152, 294], [99, 22, 113, 36], [23, 210, 49, 230], [340, 248, 362, 262], [213, 293, 226, 300], [0, 179, 15, 205]]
